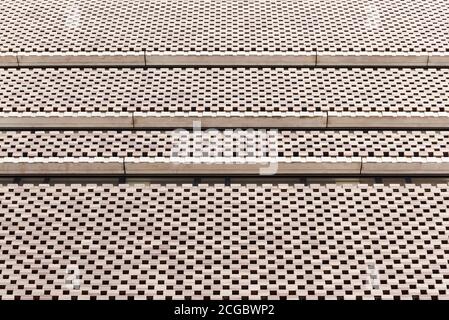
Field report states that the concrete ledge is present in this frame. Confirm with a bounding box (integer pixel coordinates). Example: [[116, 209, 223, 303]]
[[125, 157, 362, 175], [327, 112, 449, 128], [0, 53, 18, 66], [361, 158, 449, 174], [4, 110, 449, 129], [0, 158, 124, 174], [316, 52, 429, 66], [146, 52, 316, 66], [4, 111, 449, 129], [17, 51, 145, 66], [133, 112, 327, 128], [1, 51, 448, 67], [2, 51, 449, 67], [0, 112, 325, 129], [0, 112, 134, 128], [3, 156, 449, 175], [428, 53, 449, 66]]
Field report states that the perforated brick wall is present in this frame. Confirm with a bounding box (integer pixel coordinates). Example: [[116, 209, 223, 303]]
[[0, 183, 448, 299], [1, 67, 449, 113], [1, 0, 448, 53], [0, 130, 447, 159]]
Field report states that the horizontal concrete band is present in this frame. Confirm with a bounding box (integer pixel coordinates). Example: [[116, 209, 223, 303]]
[[0, 158, 124, 174], [0, 112, 448, 128], [326, 112, 449, 128], [0, 112, 327, 128], [361, 158, 449, 174], [17, 52, 146, 66], [125, 159, 362, 175], [1, 52, 449, 66], [0, 113, 134, 128], [1, 158, 449, 175]]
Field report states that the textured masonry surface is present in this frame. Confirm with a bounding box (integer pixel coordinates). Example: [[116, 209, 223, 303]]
[[0, 130, 448, 174], [1, 67, 448, 113], [1, 1, 449, 66], [2, 67, 449, 128], [1, 183, 448, 300], [2, 0, 449, 301], [0, 130, 447, 158], [1, 0, 449, 53]]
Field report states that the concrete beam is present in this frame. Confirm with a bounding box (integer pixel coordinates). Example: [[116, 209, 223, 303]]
[[0, 158, 124, 174], [17, 51, 145, 66], [428, 53, 449, 66], [0, 53, 18, 66], [361, 157, 449, 174], [133, 112, 327, 128], [125, 157, 362, 175], [0, 112, 134, 128], [327, 112, 449, 128], [317, 52, 428, 66], [145, 52, 316, 66]]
